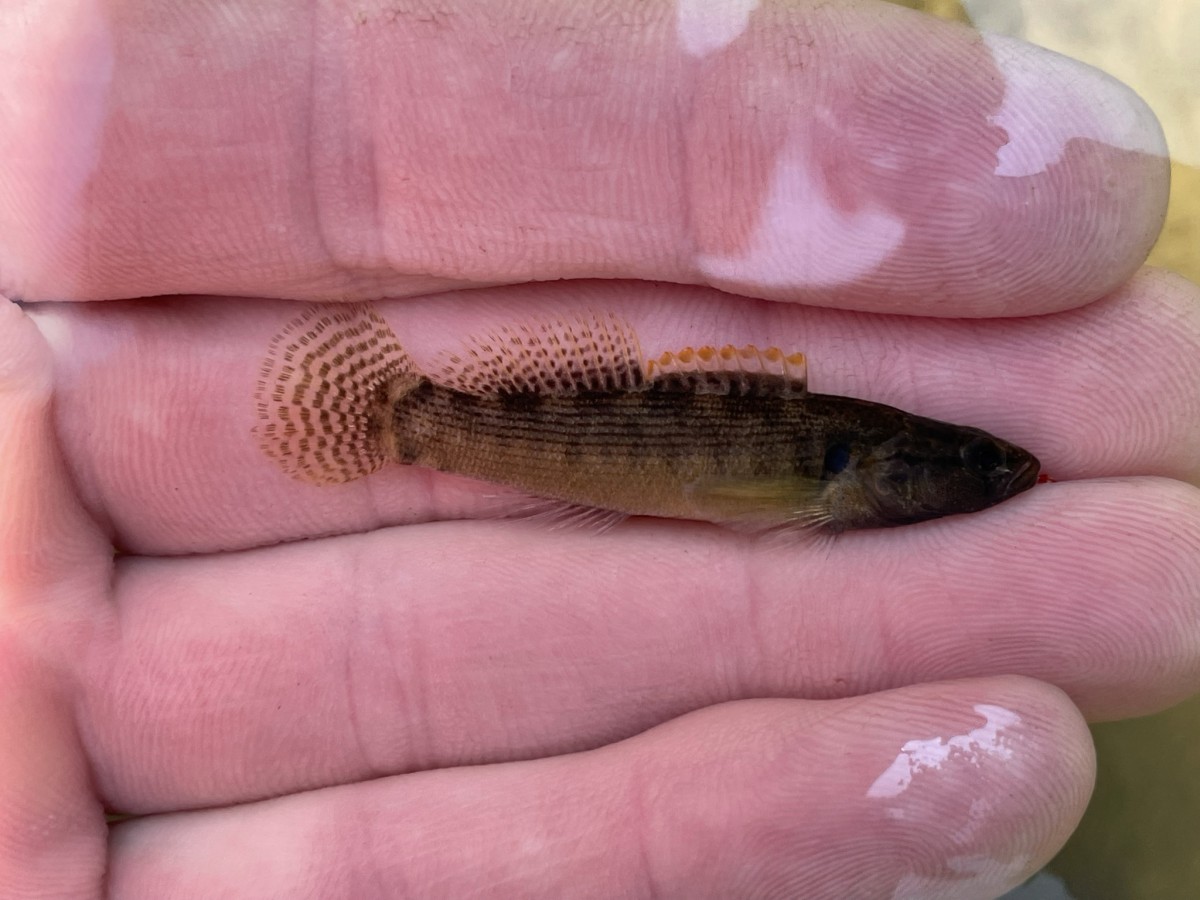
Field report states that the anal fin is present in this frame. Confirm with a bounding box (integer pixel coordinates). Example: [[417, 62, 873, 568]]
[[502, 498, 630, 534]]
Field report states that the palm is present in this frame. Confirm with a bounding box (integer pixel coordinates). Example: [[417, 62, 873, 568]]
[[2, 2, 1198, 899]]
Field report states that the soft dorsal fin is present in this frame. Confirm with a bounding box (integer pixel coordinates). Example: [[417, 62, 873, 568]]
[[434, 312, 645, 395], [644, 345, 808, 397]]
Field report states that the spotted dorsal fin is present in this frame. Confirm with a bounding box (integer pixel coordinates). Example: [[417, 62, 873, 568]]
[[434, 312, 645, 395], [644, 345, 808, 397]]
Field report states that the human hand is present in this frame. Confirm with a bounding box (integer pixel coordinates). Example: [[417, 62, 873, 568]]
[[2, 2, 1198, 899]]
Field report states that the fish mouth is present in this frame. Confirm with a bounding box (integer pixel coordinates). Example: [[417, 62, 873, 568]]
[[1005, 455, 1041, 495]]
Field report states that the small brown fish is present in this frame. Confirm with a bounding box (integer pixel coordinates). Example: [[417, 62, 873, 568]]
[[254, 306, 1039, 532]]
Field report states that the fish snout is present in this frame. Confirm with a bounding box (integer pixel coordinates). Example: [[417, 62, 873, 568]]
[[960, 435, 1040, 499], [1003, 453, 1041, 495]]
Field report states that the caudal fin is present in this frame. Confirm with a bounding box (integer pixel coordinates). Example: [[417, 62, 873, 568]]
[[254, 304, 413, 485]]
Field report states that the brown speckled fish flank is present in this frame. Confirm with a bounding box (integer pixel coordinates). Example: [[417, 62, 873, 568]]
[[254, 305, 1040, 532]]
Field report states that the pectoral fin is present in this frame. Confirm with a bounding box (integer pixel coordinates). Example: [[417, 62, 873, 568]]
[[687, 477, 835, 531]]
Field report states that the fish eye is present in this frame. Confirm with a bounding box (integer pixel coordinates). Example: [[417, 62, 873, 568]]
[[824, 442, 852, 475], [962, 437, 1005, 475]]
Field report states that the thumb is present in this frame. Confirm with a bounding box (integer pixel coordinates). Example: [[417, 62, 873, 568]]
[[0, 297, 109, 898], [0, 298, 108, 600]]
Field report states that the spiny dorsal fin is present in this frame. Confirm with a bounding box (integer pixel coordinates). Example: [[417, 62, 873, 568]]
[[254, 304, 414, 485], [434, 312, 645, 395], [645, 345, 808, 397]]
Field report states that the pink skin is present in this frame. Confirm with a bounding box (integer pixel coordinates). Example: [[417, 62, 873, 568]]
[[0, 2, 1196, 898], [0, 0, 1168, 312]]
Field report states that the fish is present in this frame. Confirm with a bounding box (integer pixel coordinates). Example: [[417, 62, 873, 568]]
[[253, 305, 1040, 532]]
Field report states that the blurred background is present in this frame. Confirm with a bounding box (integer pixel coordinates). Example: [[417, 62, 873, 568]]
[[891, 2, 1199, 897]]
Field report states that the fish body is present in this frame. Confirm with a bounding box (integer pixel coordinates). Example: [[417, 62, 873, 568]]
[[255, 306, 1039, 532]]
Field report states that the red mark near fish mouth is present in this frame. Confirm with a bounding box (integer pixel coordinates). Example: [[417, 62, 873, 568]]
[[1037, 473, 1055, 484]]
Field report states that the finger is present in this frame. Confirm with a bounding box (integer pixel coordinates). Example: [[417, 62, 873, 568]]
[[28, 269, 1200, 555], [79, 477, 1197, 811], [0, 0, 1166, 315], [106, 678, 1093, 899]]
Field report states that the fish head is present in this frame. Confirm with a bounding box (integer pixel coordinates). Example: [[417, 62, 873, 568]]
[[825, 420, 1040, 530]]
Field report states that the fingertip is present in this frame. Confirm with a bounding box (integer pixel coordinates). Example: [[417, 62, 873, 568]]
[[528, 679, 1093, 900], [682, 679, 1095, 898], [981, 33, 1168, 175], [861, 678, 1094, 898], [687, 7, 1169, 316]]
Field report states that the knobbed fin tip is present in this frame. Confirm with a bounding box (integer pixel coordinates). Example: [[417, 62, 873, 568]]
[[645, 344, 808, 396]]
